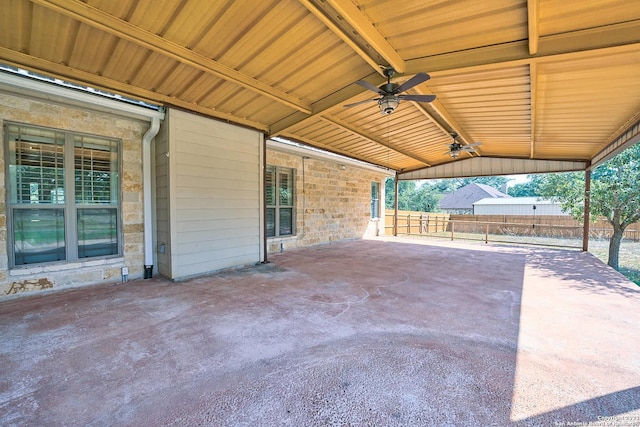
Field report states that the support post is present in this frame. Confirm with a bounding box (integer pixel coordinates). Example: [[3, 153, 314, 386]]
[[394, 175, 399, 236], [485, 223, 489, 244], [582, 169, 591, 251]]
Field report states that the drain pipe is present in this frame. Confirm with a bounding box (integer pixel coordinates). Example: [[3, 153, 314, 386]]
[[142, 116, 161, 278]]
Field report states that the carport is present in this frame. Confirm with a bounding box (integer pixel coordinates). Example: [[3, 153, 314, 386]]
[[1, 2, 640, 425], [1, 238, 639, 425]]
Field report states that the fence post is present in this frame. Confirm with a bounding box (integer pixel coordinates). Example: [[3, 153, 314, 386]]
[[485, 223, 489, 244], [451, 221, 455, 241], [407, 215, 411, 235]]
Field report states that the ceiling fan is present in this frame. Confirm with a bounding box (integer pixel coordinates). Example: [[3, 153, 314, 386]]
[[445, 133, 482, 159], [344, 66, 436, 115]]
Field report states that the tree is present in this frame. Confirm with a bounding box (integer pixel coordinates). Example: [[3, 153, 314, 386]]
[[537, 143, 640, 270], [384, 178, 441, 211], [507, 175, 545, 197]]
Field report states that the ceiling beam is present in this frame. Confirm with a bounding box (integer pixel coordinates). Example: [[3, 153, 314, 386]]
[[0, 47, 269, 131], [527, 0, 539, 55], [31, 0, 312, 114], [406, 21, 640, 75], [399, 157, 588, 180], [269, 71, 386, 135], [320, 115, 431, 166], [411, 87, 478, 157], [299, 0, 383, 74], [278, 132, 390, 170], [591, 115, 640, 167], [324, 0, 405, 72]]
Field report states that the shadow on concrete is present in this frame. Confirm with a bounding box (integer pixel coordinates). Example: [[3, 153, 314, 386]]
[[522, 246, 640, 298], [516, 385, 640, 426]]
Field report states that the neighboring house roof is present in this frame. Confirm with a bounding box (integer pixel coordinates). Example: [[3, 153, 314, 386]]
[[439, 183, 511, 210]]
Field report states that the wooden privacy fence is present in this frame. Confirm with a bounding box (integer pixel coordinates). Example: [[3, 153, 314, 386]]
[[384, 211, 640, 242], [384, 210, 451, 235]]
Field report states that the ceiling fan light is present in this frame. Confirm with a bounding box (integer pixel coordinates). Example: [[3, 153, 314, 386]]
[[378, 95, 399, 115], [450, 150, 460, 159]]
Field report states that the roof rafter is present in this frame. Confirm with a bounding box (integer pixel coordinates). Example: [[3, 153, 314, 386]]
[[31, 0, 312, 114], [269, 71, 386, 135], [410, 87, 479, 158], [527, 0, 539, 55], [0, 46, 269, 131], [323, 0, 405, 72], [406, 21, 640, 75], [320, 115, 431, 166], [279, 132, 388, 169]]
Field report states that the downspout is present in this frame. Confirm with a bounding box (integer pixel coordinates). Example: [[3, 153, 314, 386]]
[[263, 134, 268, 264], [142, 116, 161, 278]]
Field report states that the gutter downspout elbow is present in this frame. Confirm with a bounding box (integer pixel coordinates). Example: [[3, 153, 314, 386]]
[[142, 116, 161, 279]]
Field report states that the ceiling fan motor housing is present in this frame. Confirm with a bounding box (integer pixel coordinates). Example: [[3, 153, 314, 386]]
[[378, 94, 399, 115]]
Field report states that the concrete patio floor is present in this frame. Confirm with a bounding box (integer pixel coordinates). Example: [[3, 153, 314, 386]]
[[1, 237, 639, 426]]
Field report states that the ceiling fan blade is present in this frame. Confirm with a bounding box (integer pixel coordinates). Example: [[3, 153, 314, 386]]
[[356, 80, 383, 94], [462, 146, 477, 152], [465, 142, 483, 147], [394, 72, 431, 93], [397, 94, 436, 103], [343, 99, 379, 108]]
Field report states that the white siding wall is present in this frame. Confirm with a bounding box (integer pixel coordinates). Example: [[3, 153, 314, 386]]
[[473, 203, 566, 215], [165, 109, 263, 278], [155, 118, 171, 278]]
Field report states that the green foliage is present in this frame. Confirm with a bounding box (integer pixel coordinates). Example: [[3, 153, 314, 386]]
[[385, 175, 511, 212], [537, 144, 640, 226], [536, 143, 640, 269], [386, 176, 511, 212], [384, 178, 441, 211], [507, 175, 544, 197]]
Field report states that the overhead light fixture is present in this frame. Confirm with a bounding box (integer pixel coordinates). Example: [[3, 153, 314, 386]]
[[378, 94, 399, 115], [449, 149, 460, 159]]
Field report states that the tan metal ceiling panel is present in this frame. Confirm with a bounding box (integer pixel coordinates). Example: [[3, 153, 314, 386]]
[[284, 117, 422, 171], [535, 49, 640, 159], [357, 0, 528, 59], [539, 0, 640, 36], [427, 66, 532, 158], [101, 40, 149, 82]]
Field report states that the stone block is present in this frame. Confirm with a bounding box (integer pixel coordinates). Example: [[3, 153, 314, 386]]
[[30, 101, 61, 117], [123, 223, 144, 234]]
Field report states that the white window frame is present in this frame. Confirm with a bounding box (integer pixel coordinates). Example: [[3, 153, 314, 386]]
[[4, 122, 122, 268], [371, 181, 380, 219], [266, 165, 296, 238]]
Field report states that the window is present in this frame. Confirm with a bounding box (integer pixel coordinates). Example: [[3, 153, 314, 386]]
[[371, 181, 380, 218], [266, 166, 294, 237], [6, 123, 121, 266]]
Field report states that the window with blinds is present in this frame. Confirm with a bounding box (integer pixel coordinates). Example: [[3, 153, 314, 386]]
[[371, 181, 380, 218], [266, 165, 295, 237], [5, 123, 121, 266]]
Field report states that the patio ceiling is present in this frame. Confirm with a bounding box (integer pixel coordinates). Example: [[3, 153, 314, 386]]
[[1, 0, 639, 176]]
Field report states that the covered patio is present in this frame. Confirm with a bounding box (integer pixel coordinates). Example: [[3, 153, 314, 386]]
[[1, 238, 638, 426]]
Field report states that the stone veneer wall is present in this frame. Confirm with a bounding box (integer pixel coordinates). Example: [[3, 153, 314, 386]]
[[0, 92, 148, 298], [266, 148, 388, 254]]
